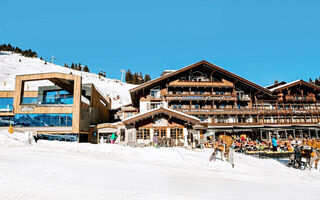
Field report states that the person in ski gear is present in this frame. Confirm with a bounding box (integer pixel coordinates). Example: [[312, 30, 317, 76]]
[[271, 136, 277, 151], [110, 132, 117, 144]]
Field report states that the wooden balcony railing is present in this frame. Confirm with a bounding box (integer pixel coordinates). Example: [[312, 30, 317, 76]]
[[168, 80, 234, 87], [165, 94, 237, 101], [284, 95, 316, 102], [173, 108, 320, 115], [208, 122, 319, 126]]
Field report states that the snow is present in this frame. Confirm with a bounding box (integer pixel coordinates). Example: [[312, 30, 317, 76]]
[[269, 80, 302, 91], [0, 51, 135, 109], [0, 130, 320, 200]]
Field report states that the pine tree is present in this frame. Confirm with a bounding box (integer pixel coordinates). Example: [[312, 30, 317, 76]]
[[83, 65, 90, 72], [138, 72, 143, 84], [144, 74, 151, 82], [133, 72, 139, 84], [125, 70, 133, 83], [71, 63, 75, 69]]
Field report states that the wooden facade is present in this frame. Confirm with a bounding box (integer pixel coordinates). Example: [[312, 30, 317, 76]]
[[0, 72, 111, 141], [125, 60, 320, 146]]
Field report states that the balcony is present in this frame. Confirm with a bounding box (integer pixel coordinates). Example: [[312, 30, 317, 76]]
[[173, 107, 320, 115], [165, 93, 237, 101], [207, 122, 318, 126], [168, 80, 234, 87], [175, 108, 260, 115], [285, 95, 316, 102]]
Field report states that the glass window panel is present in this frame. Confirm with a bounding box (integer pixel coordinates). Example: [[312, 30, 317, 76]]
[[14, 113, 72, 127], [0, 98, 13, 111], [0, 117, 15, 126], [22, 97, 38, 104]]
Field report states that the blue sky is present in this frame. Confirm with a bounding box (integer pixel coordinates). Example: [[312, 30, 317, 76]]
[[1, 0, 319, 86]]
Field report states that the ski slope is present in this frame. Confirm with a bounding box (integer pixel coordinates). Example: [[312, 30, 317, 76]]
[[0, 51, 135, 109], [0, 131, 319, 200]]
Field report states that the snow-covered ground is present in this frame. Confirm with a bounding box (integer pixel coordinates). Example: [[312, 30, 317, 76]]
[[0, 51, 135, 109], [0, 131, 319, 200]]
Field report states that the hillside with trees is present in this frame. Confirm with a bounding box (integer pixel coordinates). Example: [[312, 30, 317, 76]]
[[125, 69, 151, 84]]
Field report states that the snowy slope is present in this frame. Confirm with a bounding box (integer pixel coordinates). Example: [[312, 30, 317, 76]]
[[0, 131, 320, 200], [0, 51, 136, 109]]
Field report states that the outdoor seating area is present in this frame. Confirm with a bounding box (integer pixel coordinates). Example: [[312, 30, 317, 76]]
[[204, 132, 320, 159]]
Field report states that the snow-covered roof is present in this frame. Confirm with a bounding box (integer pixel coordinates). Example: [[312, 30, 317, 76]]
[[122, 107, 200, 123], [130, 60, 272, 95], [269, 80, 302, 91]]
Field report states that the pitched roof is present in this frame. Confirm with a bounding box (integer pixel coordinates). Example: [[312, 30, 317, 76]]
[[270, 79, 320, 92], [265, 81, 287, 89], [130, 60, 272, 95], [122, 107, 200, 125]]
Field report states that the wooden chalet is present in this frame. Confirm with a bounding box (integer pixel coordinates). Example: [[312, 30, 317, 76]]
[[120, 60, 320, 147]]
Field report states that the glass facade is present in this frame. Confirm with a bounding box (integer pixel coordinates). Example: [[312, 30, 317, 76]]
[[0, 98, 13, 112], [14, 113, 72, 127], [43, 90, 73, 105], [37, 134, 78, 142], [0, 116, 15, 126]]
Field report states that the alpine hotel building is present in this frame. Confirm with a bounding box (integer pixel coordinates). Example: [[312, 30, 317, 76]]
[[0, 61, 320, 146], [121, 60, 320, 147]]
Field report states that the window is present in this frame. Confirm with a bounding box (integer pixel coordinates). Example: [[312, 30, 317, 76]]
[[0, 98, 13, 112], [0, 116, 15, 126], [170, 128, 183, 139], [195, 105, 200, 109], [43, 90, 73, 105], [220, 104, 225, 109], [160, 129, 166, 138], [151, 103, 161, 109], [22, 97, 38, 104], [136, 128, 150, 140], [173, 105, 177, 109], [178, 104, 182, 109], [126, 112, 133, 118], [150, 87, 160, 99], [14, 113, 72, 127], [37, 134, 78, 142]]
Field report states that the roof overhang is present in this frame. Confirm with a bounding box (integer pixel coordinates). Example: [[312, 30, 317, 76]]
[[130, 60, 272, 95], [272, 79, 320, 92], [122, 107, 200, 126]]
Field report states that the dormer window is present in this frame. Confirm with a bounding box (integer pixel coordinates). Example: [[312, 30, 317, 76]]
[[150, 86, 160, 99]]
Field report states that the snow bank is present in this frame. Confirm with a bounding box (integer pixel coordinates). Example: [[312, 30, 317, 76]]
[[1, 130, 320, 200], [0, 51, 135, 108]]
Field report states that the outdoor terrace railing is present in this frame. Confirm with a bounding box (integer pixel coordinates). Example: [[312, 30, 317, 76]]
[[173, 108, 320, 115]]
